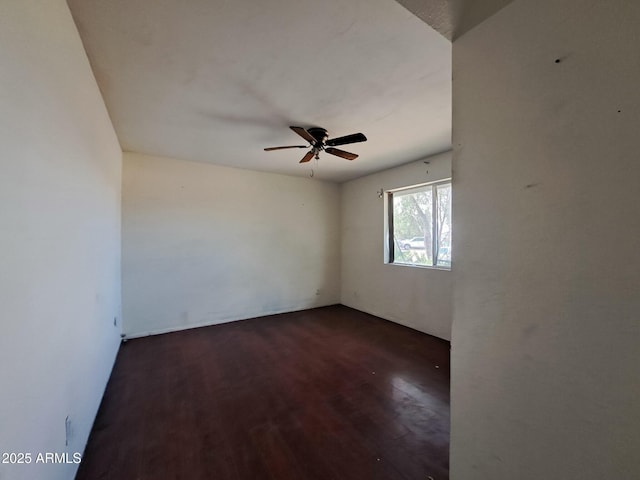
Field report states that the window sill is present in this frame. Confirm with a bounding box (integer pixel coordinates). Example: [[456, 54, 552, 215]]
[[387, 262, 451, 271]]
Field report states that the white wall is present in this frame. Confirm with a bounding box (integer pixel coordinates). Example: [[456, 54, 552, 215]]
[[451, 1, 640, 478], [341, 152, 453, 340], [122, 152, 341, 337], [0, 2, 122, 480]]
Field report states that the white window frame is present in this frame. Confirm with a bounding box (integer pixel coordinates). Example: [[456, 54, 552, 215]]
[[384, 179, 452, 270]]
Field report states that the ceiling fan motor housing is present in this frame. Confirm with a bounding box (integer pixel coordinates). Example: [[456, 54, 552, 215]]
[[307, 127, 329, 146]]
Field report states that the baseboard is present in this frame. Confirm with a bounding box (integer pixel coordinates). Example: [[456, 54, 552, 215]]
[[123, 303, 341, 339]]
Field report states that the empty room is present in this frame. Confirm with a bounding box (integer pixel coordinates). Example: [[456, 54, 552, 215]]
[[1, 1, 638, 480]]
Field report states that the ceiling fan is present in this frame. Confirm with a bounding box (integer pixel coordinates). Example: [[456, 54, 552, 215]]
[[264, 126, 367, 163]]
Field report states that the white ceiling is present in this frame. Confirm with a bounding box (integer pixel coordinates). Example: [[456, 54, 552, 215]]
[[394, 0, 516, 40], [68, 0, 451, 182]]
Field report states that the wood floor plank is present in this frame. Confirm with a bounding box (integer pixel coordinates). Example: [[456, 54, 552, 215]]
[[76, 305, 450, 480]]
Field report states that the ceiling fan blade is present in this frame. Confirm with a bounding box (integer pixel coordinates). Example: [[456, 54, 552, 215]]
[[264, 145, 307, 151], [326, 147, 358, 160], [326, 132, 367, 147], [290, 126, 316, 144], [299, 151, 315, 163]]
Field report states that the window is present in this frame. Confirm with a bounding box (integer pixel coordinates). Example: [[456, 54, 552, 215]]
[[386, 180, 452, 268]]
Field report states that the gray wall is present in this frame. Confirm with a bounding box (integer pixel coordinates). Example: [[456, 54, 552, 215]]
[[341, 152, 453, 340], [122, 152, 341, 337], [451, 0, 640, 478], [0, 1, 122, 479]]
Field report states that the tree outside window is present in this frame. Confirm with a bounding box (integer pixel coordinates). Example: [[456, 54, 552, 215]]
[[388, 181, 451, 268]]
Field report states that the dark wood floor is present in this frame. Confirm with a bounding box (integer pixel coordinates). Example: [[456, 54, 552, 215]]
[[76, 305, 450, 480]]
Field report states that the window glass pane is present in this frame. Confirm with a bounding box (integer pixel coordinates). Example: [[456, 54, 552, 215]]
[[436, 183, 452, 267], [392, 187, 434, 266]]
